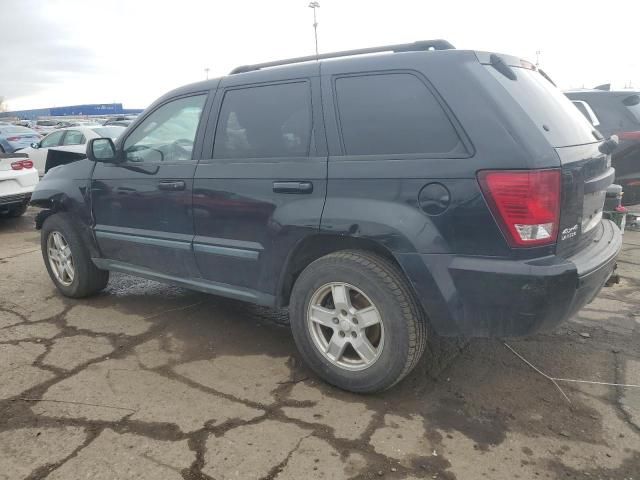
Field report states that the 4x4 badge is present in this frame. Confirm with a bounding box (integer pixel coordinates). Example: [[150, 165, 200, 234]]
[[561, 224, 579, 241]]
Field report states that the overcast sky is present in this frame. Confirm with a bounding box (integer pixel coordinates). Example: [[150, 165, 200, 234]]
[[1, 0, 639, 111]]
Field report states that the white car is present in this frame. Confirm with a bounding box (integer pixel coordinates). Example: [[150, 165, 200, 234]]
[[0, 154, 38, 218], [17, 126, 126, 176]]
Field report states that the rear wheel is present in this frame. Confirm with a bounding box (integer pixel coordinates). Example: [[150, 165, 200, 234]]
[[41, 214, 109, 298], [289, 250, 427, 393]]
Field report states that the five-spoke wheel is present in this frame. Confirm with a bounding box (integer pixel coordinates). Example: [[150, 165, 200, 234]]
[[47, 231, 75, 286], [308, 282, 384, 370], [290, 250, 427, 393]]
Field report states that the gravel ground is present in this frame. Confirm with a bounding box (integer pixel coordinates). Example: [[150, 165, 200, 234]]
[[0, 208, 639, 480]]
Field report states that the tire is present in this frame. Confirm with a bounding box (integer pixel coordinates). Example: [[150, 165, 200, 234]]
[[41, 213, 109, 298], [289, 250, 427, 393], [7, 203, 28, 218]]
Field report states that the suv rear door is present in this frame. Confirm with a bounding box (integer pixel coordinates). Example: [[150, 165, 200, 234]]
[[91, 93, 209, 278], [192, 65, 326, 303]]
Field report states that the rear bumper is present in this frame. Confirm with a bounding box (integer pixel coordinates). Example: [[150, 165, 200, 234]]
[[397, 219, 622, 337], [0, 192, 31, 210]]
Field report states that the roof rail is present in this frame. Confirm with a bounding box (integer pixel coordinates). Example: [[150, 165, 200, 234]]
[[229, 39, 455, 74]]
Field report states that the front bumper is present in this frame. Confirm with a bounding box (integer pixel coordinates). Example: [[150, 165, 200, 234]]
[[397, 219, 622, 337]]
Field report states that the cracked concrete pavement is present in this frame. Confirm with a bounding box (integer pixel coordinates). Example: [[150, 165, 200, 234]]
[[1, 208, 639, 479]]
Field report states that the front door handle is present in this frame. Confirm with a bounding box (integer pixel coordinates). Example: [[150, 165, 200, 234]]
[[272, 181, 313, 194], [158, 180, 186, 191]]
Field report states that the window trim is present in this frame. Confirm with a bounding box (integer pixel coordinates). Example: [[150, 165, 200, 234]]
[[571, 100, 600, 127], [118, 92, 209, 165], [210, 79, 314, 161], [331, 69, 473, 159]]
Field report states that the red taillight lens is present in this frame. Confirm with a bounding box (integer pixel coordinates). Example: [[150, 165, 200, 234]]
[[7, 136, 21, 141], [618, 131, 640, 141], [478, 169, 561, 247], [9, 160, 33, 170]]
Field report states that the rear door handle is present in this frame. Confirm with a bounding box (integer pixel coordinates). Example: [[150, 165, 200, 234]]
[[272, 181, 313, 194], [158, 180, 186, 191]]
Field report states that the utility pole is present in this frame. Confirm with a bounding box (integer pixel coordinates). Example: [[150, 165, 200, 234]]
[[204, 68, 210, 80], [309, 2, 320, 57]]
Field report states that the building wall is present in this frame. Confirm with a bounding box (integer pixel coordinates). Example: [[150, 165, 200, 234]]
[[0, 104, 144, 120]]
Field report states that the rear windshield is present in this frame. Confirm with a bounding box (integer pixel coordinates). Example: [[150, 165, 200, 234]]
[[91, 126, 125, 139], [485, 66, 597, 147], [0, 126, 37, 135]]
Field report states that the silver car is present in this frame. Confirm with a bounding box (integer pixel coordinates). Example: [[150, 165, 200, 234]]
[[0, 125, 42, 154]]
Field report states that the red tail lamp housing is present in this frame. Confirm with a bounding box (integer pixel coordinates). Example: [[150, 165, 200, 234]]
[[478, 169, 561, 247], [10, 159, 34, 170]]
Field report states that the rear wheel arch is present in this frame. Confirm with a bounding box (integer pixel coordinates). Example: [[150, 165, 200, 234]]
[[277, 234, 413, 308]]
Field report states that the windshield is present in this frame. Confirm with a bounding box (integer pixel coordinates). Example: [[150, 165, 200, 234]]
[[92, 126, 126, 139], [485, 66, 598, 147], [37, 120, 58, 126]]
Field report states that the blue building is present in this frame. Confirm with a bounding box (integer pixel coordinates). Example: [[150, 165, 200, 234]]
[[0, 103, 144, 120]]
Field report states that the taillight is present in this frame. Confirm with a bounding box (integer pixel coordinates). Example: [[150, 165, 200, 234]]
[[618, 131, 640, 141], [6, 136, 21, 141], [478, 169, 561, 247], [10, 160, 33, 170]]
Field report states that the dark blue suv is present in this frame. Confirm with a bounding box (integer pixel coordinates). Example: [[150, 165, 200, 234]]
[[32, 40, 622, 392]]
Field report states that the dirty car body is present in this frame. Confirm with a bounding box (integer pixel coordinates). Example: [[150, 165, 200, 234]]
[[31, 40, 622, 391]]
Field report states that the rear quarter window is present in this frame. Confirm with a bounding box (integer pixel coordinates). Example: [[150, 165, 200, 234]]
[[486, 66, 597, 147], [334, 73, 464, 156]]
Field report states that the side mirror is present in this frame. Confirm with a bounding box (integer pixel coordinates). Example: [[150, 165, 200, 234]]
[[31, 142, 39, 149], [87, 138, 118, 163]]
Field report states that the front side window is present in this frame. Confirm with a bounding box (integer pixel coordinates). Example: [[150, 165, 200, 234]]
[[123, 94, 207, 163], [213, 82, 311, 159], [40, 130, 65, 148], [62, 130, 85, 145], [335, 73, 463, 156]]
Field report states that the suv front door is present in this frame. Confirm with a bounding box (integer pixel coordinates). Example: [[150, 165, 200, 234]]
[[91, 93, 209, 278]]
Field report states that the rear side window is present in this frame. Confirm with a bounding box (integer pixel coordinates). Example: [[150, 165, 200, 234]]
[[622, 94, 640, 123], [62, 130, 85, 145], [486, 66, 596, 147], [213, 82, 311, 159], [334, 73, 463, 156], [573, 102, 591, 122]]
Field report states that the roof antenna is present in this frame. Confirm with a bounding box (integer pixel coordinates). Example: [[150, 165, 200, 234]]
[[308, 2, 320, 58]]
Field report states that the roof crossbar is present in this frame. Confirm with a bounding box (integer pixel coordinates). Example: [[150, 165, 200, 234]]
[[230, 39, 455, 74]]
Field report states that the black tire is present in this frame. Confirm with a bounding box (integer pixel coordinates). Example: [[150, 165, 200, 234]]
[[289, 250, 427, 393], [41, 213, 109, 298], [6, 203, 28, 217]]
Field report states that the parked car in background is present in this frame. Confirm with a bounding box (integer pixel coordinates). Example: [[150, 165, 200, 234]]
[[0, 125, 42, 154], [17, 125, 125, 176], [32, 40, 621, 393], [33, 119, 59, 135], [566, 88, 640, 205], [13, 120, 34, 128], [0, 153, 38, 218], [103, 119, 133, 127]]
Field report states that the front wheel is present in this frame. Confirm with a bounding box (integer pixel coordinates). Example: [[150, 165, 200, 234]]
[[289, 250, 427, 393], [41, 213, 109, 298]]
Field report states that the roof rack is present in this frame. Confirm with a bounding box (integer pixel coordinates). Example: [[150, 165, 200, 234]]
[[229, 39, 455, 74]]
